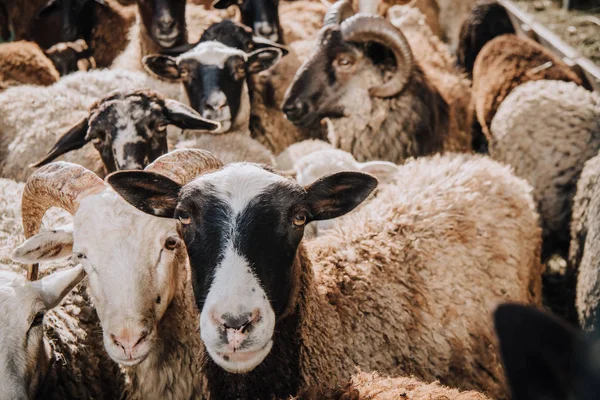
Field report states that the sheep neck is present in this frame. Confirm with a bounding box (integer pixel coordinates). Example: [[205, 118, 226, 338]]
[[124, 271, 204, 400], [201, 246, 311, 400]]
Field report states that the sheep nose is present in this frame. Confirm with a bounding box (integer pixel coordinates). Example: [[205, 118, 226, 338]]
[[212, 310, 260, 350], [205, 92, 228, 111], [283, 100, 309, 122], [110, 328, 151, 359], [158, 14, 176, 32], [257, 23, 274, 36]]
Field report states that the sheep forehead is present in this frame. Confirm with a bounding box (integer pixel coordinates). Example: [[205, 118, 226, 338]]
[[179, 41, 247, 68], [73, 190, 178, 258], [187, 163, 293, 214]]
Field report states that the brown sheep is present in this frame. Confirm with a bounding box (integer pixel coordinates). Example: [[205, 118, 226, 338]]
[[108, 151, 543, 399], [0, 41, 59, 92], [471, 34, 582, 149]]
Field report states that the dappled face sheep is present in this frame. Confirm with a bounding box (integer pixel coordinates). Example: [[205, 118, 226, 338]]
[[0, 266, 85, 400], [213, 0, 282, 43], [33, 90, 219, 172], [144, 41, 282, 133]]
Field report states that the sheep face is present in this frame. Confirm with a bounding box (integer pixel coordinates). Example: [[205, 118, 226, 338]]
[[108, 162, 377, 373], [143, 41, 282, 134], [44, 39, 96, 76], [33, 90, 219, 172], [282, 27, 376, 129], [0, 267, 84, 400], [138, 0, 186, 49], [28, 0, 103, 49], [12, 191, 185, 367], [213, 0, 282, 44]]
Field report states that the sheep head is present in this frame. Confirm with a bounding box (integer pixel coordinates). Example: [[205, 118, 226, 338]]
[[213, 0, 283, 44]]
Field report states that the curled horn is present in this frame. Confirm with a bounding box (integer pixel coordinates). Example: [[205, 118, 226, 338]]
[[341, 15, 414, 98], [323, 0, 355, 26], [144, 149, 223, 185], [21, 162, 106, 280]]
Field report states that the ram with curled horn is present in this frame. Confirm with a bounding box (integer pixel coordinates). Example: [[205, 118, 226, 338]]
[[11, 151, 239, 399], [282, 0, 472, 165]]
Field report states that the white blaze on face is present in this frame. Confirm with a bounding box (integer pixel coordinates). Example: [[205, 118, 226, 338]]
[[194, 164, 287, 373], [111, 101, 152, 170], [254, 22, 278, 43]]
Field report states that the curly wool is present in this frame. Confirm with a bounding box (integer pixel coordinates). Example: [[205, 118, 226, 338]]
[[176, 132, 275, 165], [472, 35, 582, 140], [490, 80, 600, 251], [0, 41, 59, 92], [569, 153, 600, 331], [296, 371, 490, 400]]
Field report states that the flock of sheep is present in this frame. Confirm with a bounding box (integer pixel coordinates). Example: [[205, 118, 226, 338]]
[[0, 0, 599, 399]]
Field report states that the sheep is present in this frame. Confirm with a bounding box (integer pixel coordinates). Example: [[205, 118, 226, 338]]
[[494, 303, 600, 399], [22, 0, 134, 67], [211, 0, 328, 44], [295, 371, 490, 400], [43, 39, 97, 75], [0, 41, 60, 92], [143, 40, 285, 164], [489, 80, 600, 261], [187, 19, 316, 154], [456, 0, 515, 77], [0, 177, 123, 399], [569, 152, 600, 331], [471, 34, 583, 149], [275, 138, 335, 170], [0, 72, 211, 181], [108, 150, 543, 399], [10, 157, 221, 399], [283, 1, 472, 164]]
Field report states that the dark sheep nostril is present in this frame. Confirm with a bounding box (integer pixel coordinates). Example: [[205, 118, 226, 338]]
[[283, 100, 309, 121]]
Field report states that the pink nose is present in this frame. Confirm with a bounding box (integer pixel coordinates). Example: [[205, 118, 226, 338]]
[[210, 309, 260, 351], [110, 328, 150, 359]]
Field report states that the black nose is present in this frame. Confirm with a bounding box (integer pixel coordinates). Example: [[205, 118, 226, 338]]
[[222, 313, 254, 331], [283, 100, 309, 122]]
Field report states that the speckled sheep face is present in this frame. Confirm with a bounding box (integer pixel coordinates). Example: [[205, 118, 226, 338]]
[[0, 267, 84, 400], [282, 27, 374, 129], [107, 163, 377, 374], [138, 0, 186, 49], [213, 0, 282, 43], [33, 91, 219, 172]]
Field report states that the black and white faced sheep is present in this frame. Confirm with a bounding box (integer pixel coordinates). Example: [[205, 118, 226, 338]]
[[108, 151, 543, 399], [283, 1, 472, 164], [495, 304, 600, 400]]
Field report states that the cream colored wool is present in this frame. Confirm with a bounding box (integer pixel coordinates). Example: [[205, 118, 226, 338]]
[[0, 179, 123, 398], [296, 371, 491, 399], [288, 153, 542, 399], [490, 80, 600, 249], [279, 1, 328, 43], [275, 139, 334, 170], [176, 132, 276, 165]]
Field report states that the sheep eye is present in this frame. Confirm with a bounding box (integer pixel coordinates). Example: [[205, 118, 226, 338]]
[[91, 137, 102, 144], [178, 212, 191, 225], [336, 55, 354, 69], [165, 236, 178, 250], [155, 295, 161, 304], [180, 69, 189, 78], [247, 42, 254, 50], [293, 214, 307, 227], [31, 311, 45, 328]]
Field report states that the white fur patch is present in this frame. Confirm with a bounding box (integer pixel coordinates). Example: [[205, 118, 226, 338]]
[[179, 41, 247, 68], [112, 101, 151, 169]]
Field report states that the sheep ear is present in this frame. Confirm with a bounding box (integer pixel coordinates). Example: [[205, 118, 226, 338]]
[[32, 265, 85, 309], [494, 304, 600, 400], [107, 171, 182, 218], [12, 226, 74, 264], [143, 55, 181, 82], [30, 117, 90, 168], [357, 161, 399, 184], [164, 99, 220, 131], [247, 48, 282, 74], [251, 36, 289, 56], [212, 0, 238, 9], [304, 172, 377, 221]]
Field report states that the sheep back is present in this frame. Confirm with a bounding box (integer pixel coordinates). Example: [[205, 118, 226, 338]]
[[0, 41, 59, 92], [176, 132, 276, 165], [490, 80, 600, 250], [300, 153, 542, 398], [472, 34, 582, 140]]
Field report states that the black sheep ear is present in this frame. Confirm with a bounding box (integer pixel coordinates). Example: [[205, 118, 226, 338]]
[[30, 117, 90, 168], [304, 171, 377, 221], [164, 99, 221, 131], [143, 55, 181, 82], [212, 0, 239, 9], [494, 304, 600, 400], [107, 171, 182, 218], [247, 48, 282, 74]]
